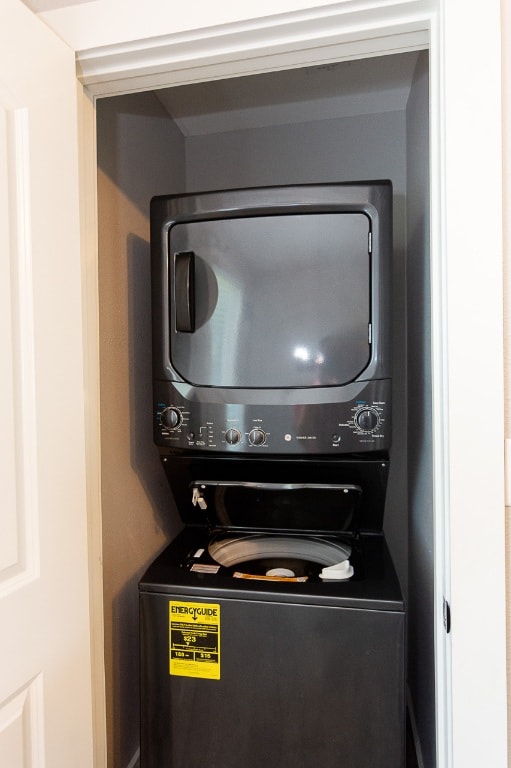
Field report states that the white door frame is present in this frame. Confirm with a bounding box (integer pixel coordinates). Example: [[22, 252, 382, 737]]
[[76, 2, 507, 766]]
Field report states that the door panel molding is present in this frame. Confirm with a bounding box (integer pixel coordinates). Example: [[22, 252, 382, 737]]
[[0, 96, 39, 597], [0, 675, 45, 768]]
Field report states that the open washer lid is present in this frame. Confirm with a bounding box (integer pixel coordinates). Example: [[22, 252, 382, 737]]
[[160, 455, 390, 534], [190, 479, 362, 536]]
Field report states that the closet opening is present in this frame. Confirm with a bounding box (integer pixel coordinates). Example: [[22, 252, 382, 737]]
[[96, 48, 432, 768]]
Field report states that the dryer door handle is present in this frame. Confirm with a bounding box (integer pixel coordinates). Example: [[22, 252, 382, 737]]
[[174, 251, 195, 333]]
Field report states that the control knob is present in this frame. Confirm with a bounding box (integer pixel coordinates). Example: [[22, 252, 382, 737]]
[[355, 407, 379, 433], [160, 407, 182, 430], [225, 428, 242, 445], [249, 428, 266, 446]]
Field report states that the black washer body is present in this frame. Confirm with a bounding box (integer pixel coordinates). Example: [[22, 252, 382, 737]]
[[139, 528, 405, 768]]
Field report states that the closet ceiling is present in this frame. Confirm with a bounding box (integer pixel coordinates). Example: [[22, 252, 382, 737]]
[[155, 51, 420, 136]]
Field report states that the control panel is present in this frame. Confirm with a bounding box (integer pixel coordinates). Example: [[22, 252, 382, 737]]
[[154, 380, 391, 455]]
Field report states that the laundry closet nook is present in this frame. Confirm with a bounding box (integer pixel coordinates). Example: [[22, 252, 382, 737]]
[[96, 50, 431, 768]]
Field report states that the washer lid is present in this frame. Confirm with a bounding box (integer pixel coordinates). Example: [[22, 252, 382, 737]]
[[191, 480, 362, 536], [159, 455, 390, 533]]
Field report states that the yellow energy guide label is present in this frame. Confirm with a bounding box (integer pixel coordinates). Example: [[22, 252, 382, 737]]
[[169, 601, 221, 680]]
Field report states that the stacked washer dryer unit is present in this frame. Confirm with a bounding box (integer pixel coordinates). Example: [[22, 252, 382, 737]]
[[140, 182, 405, 768]]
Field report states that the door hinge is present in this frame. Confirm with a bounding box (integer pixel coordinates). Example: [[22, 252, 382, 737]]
[[443, 598, 451, 634]]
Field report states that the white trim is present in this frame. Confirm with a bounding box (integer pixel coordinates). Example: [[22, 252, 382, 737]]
[[440, 3, 506, 767], [428, 8, 453, 766], [76, 0, 431, 96], [77, 83, 107, 768], [81, 30, 428, 99]]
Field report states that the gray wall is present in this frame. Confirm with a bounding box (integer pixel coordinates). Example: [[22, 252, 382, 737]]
[[185, 111, 409, 591], [96, 91, 185, 768], [406, 50, 434, 767]]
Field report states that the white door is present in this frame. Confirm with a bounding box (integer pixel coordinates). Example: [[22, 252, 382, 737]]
[[0, 1, 95, 766]]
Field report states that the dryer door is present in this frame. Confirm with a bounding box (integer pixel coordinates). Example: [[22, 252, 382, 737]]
[[168, 212, 371, 388]]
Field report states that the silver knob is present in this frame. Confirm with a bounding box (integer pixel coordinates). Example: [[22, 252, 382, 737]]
[[225, 428, 242, 445], [249, 428, 266, 446], [161, 407, 182, 430]]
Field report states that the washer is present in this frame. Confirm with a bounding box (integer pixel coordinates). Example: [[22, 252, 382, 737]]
[[139, 458, 405, 768]]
